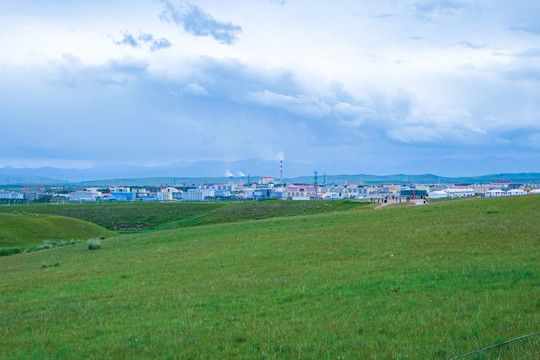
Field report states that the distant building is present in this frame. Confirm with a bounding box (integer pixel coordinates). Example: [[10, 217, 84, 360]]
[[111, 186, 131, 193], [445, 187, 475, 197], [343, 185, 359, 198], [211, 184, 232, 191], [85, 187, 103, 196], [213, 189, 231, 198], [507, 189, 526, 196], [109, 192, 137, 202], [157, 187, 182, 201], [490, 179, 511, 190], [260, 177, 274, 185], [321, 192, 343, 200], [24, 191, 43, 201], [428, 190, 448, 199], [157, 192, 172, 201], [183, 188, 214, 202], [140, 195, 159, 202], [485, 189, 505, 197], [0, 191, 24, 200], [254, 189, 272, 200], [69, 191, 97, 202], [400, 188, 428, 198], [286, 185, 319, 200]]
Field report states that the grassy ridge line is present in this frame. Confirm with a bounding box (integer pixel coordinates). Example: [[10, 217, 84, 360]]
[[0, 213, 115, 248], [0, 200, 372, 231], [1, 196, 538, 359], [156, 200, 372, 230], [0, 202, 225, 231]]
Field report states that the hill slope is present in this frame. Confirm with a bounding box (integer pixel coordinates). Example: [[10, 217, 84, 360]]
[[0, 196, 538, 359], [0, 213, 115, 248], [0, 200, 371, 231]]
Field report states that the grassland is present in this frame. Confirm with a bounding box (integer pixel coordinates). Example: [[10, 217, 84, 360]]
[[0, 196, 538, 359], [0, 200, 370, 231], [0, 213, 114, 250]]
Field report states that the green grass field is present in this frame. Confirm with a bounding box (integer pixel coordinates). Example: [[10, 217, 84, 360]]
[[0, 200, 370, 231], [0, 196, 538, 359], [0, 213, 114, 249]]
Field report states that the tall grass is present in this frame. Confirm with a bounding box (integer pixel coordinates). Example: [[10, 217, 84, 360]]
[[87, 238, 102, 250]]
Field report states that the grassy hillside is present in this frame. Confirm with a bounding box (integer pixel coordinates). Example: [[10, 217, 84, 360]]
[[156, 200, 370, 230], [0, 202, 226, 231], [0, 213, 115, 249], [0, 200, 371, 231], [0, 196, 538, 359]]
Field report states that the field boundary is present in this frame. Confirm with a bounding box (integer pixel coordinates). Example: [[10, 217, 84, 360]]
[[448, 331, 540, 359]]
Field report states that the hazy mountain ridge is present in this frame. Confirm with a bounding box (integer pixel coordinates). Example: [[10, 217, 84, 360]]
[[0, 156, 539, 185]]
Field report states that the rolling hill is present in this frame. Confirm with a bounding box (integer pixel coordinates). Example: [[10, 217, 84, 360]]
[[0, 200, 371, 231], [0, 213, 115, 248]]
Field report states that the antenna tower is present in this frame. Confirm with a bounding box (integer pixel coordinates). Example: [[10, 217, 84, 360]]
[[314, 171, 318, 200]]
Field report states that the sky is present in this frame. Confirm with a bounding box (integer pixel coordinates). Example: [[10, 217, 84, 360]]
[[1, 0, 540, 175]]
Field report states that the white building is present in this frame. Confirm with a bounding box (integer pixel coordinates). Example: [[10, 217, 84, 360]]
[[85, 187, 103, 196], [445, 188, 475, 198], [506, 189, 527, 196], [260, 177, 274, 185], [321, 192, 343, 200], [69, 191, 97, 202], [0, 191, 24, 200], [110, 186, 131, 193], [428, 190, 448, 199], [156, 187, 181, 201], [485, 189, 505, 197], [183, 188, 214, 202]]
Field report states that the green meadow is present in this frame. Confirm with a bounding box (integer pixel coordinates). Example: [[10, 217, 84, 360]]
[[0, 196, 538, 359], [0, 200, 368, 231], [0, 213, 114, 255]]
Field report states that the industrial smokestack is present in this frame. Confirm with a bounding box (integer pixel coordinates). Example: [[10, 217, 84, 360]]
[[225, 170, 233, 186], [280, 160, 283, 185]]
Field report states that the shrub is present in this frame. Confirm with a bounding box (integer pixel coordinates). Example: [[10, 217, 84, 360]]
[[41, 240, 55, 249], [87, 238, 102, 250], [41, 262, 60, 269]]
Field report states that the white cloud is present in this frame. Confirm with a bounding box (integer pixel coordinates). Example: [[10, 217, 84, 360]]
[[247, 90, 331, 118], [526, 133, 540, 149], [274, 151, 284, 162], [1, 0, 540, 173], [184, 82, 209, 96], [333, 102, 371, 116], [387, 126, 444, 143]]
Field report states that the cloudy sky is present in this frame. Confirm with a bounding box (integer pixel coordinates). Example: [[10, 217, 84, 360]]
[[1, 0, 540, 175]]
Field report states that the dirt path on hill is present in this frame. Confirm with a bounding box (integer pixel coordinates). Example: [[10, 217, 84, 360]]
[[373, 199, 402, 209]]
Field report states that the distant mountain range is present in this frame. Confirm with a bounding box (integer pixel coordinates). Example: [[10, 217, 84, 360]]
[[0, 156, 539, 185], [400, 156, 540, 177]]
